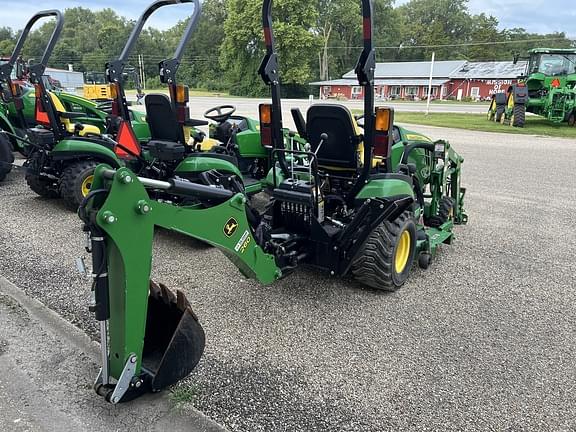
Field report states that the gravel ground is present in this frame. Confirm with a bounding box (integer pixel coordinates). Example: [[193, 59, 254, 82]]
[[0, 126, 575, 431]]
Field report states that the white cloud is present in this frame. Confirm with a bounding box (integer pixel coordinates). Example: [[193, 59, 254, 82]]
[[0, 0, 189, 31], [395, 0, 576, 37]]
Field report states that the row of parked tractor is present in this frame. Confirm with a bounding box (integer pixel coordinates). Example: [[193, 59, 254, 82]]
[[488, 48, 576, 128], [0, 0, 468, 405]]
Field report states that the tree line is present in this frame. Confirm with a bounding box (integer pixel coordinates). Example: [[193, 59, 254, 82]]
[[0, 0, 573, 97]]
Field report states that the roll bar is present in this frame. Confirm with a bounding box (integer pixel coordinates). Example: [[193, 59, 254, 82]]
[[259, 0, 379, 200], [0, 10, 64, 84], [106, 0, 201, 85], [258, 0, 289, 177], [347, 0, 378, 202]]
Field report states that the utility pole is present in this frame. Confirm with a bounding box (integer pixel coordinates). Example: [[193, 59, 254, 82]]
[[138, 54, 146, 90], [426, 51, 435, 116]]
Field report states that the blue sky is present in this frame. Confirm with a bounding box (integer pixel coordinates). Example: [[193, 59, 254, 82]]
[[0, 0, 574, 36]]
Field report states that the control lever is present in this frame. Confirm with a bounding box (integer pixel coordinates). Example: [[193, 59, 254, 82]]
[[314, 133, 328, 155]]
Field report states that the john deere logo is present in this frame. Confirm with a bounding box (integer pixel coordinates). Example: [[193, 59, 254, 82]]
[[224, 218, 239, 237]]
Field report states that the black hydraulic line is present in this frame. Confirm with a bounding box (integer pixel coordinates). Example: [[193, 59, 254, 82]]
[[168, 178, 234, 200], [346, 0, 376, 206], [89, 229, 110, 322], [400, 142, 435, 165], [258, 0, 290, 178]]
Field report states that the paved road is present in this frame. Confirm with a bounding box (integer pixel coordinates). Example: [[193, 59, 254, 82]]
[[129, 94, 488, 121], [0, 126, 575, 431]]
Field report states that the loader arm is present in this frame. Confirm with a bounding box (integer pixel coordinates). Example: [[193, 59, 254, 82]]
[[81, 165, 281, 403]]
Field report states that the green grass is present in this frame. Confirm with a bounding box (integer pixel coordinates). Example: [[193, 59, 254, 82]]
[[169, 384, 199, 410], [385, 99, 489, 105], [393, 112, 576, 139]]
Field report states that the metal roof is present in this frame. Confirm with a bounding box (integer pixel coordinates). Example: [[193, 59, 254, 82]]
[[309, 78, 449, 86], [529, 48, 576, 54], [450, 61, 528, 79], [342, 60, 466, 79], [309, 79, 357, 86]]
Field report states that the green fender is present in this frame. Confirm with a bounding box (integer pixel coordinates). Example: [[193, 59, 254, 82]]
[[51, 139, 123, 168], [356, 177, 415, 200], [174, 156, 242, 178]]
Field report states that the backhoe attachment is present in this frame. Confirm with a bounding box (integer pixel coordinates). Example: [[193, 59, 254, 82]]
[[79, 165, 281, 402]]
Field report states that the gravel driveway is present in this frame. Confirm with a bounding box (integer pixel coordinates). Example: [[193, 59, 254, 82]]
[[0, 125, 574, 431]]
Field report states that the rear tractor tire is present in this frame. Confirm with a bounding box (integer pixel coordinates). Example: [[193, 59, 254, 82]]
[[495, 105, 505, 123], [25, 152, 59, 198], [60, 160, 100, 211], [351, 211, 417, 291], [568, 111, 575, 127], [511, 104, 525, 127]]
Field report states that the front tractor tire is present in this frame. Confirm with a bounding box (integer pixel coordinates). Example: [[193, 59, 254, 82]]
[[0, 133, 14, 182], [351, 211, 417, 291], [425, 196, 455, 228], [60, 160, 100, 211]]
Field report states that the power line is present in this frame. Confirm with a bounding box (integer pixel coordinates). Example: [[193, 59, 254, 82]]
[[325, 37, 576, 50]]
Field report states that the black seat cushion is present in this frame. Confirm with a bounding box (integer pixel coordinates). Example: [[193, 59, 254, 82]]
[[145, 94, 185, 144], [306, 104, 359, 170]]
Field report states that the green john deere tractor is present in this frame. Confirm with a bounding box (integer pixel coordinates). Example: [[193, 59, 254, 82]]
[[18, 2, 217, 210], [488, 48, 576, 127], [78, 0, 467, 403]]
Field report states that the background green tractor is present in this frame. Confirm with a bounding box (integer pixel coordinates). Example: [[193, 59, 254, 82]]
[[488, 48, 576, 127], [18, 2, 212, 211], [4, 74, 151, 142]]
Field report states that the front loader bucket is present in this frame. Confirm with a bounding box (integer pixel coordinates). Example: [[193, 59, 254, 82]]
[[142, 281, 205, 391]]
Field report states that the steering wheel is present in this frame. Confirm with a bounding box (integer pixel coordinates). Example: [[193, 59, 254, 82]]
[[204, 105, 236, 123]]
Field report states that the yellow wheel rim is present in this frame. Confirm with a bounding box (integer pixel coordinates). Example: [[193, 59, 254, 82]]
[[394, 230, 411, 274], [81, 175, 94, 197]]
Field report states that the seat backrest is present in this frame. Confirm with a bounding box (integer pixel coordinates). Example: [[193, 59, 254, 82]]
[[145, 93, 185, 143], [306, 104, 359, 170]]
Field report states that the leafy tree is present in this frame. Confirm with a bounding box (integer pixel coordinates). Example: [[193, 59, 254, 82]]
[[397, 0, 473, 60], [221, 0, 319, 96]]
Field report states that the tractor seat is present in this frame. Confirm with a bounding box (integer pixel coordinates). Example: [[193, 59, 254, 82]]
[[306, 104, 361, 171], [47, 92, 101, 137], [145, 93, 186, 144]]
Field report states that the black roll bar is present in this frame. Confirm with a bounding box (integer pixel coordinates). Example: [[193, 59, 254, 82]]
[[106, 0, 201, 85], [259, 0, 379, 191], [0, 10, 64, 84], [258, 0, 290, 177], [347, 0, 377, 204]]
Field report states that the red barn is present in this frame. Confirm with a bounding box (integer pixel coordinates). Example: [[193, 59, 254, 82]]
[[447, 61, 528, 100], [311, 60, 527, 101]]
